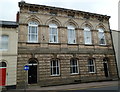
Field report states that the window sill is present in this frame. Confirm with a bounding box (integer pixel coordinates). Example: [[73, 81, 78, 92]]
[[48, 43, 61, 45], [89, 72, 96, 74], [50, 74, 60, 77], [99, 44, 107, 46], [84, 44, 94, 46], [67, 43, 79, 45], [70, 73, 79, 75], [26, 42, 40, 44]]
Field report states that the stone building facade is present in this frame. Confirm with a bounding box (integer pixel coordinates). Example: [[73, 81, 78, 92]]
[[0, 21, 18, 89], [17, 1, 118, 88]]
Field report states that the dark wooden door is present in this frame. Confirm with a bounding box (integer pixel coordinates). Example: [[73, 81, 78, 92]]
[[103, 63, 109, 77], [28, 65, 37, 84]]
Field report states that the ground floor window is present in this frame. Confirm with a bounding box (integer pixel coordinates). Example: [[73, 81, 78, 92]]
[[88, 59, 95, 73], [50, 59, 60, 76], [70, 58, 79, 74]]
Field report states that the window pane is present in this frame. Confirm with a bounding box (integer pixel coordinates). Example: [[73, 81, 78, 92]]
[[28, 22, 38, 42], [73, 67, 75, 73], [91, 66, 94, 72], [53, 67, 56, 74], [88, 59, 93, 65], [88, 59, 95, 73], [50, 60, 59, 75], [70, 59, 78, 74], [75, 67, 78, 73], [68, 29, 76, 44], [49, 25, 58, 43], [0, 35, 8, 50], [89, 66, 94, 72], [98, 28, 106, 45], [99, 32, 105, 44], [84, 27, 92, 44], [53, 60, 56, 66], [57, 67, 59, 74]]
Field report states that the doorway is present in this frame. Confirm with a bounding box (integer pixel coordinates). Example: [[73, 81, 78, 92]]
[[103, 62, 109, 77], [0, 62, 7, 86], [28, 59, 37, 84]]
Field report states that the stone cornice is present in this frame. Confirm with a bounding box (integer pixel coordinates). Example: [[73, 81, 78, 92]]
[[19, 1, 110, 21], [91, 30, 98, 32], [58, 26, 67, 29], [104, 31, 110, 33], [75, 28, 84, 30], [39, 25, 49, 27]]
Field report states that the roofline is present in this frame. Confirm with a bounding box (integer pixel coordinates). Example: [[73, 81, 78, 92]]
[[111, 30, 120, 32], [0, 20, 18, 28], [18, 1, 110, 20]]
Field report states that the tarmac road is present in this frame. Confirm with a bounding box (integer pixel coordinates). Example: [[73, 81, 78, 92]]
[[4, 80, 119, 92]]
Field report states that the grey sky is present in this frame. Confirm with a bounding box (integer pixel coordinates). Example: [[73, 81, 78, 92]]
[[0, 0, 119, 30]]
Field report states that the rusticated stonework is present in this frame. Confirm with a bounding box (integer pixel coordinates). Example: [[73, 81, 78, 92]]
[[17, 1, 118, 88]]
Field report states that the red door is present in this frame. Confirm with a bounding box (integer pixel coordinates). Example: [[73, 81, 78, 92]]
[[0, 62, 7, 86]]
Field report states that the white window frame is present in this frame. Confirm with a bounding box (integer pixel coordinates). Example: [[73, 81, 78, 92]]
[[50, 59, 60, 76], [88, 59, 95, 73], [98, 28, 106, 45], [49, 24, 58, 43], [67, 25, 76, 44], [84, 27, 92, 44], [70, 59, 79, 74], [28, 22, 38, 43], [0, 35, 9, 51]]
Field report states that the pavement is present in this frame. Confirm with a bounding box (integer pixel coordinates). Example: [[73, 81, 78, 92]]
[[5, 80, 119, 92]]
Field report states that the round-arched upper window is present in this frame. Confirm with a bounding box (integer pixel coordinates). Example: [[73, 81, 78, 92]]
[[0, 62, 7, 67]]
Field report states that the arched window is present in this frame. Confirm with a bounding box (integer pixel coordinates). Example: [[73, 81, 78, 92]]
[[49, 24, 58, 43], [88, 59, 95, 73], [0, 62, 7, 67], [70, 58, 78, 74], [50, 59, 60, 76], [0, 35, 9, 50], [67, 25, 76, 44], [98, 28, 106, 45], [84, 26, 92, 44], [28, 21, 38, 43]]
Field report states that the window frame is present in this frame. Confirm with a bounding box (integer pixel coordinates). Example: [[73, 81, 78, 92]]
[[70, 58, 79, 74], [28, 21, 38, 43], [98, 28, 106, 45], [67, 25, 76, 44], [49, 24, 58, 43], [50, 59, 60, 76], [0, 35, 9, 51], [84, 27, 92, 44], [87, 59, 95, 73]]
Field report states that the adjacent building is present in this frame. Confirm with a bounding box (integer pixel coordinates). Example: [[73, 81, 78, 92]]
[[112, 30, 120, 78], [0, 21, 18, 89], [17, 1, 118, 88]]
